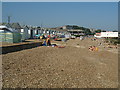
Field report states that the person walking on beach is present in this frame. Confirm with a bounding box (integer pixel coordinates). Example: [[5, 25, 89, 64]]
[[46, 37, 51, 46]]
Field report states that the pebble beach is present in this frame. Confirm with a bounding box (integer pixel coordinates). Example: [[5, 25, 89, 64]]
[[2, 37, 118, 88]]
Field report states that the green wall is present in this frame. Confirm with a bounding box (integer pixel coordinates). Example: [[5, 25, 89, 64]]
[[0, 31, 22, 43]]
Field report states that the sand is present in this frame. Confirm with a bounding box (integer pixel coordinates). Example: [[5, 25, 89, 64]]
[[2, 37, 118, 88]]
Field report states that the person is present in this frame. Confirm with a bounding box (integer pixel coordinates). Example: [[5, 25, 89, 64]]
[[46, 37, 51, 46], [98, 42, 102, 46], [93, 46, 98, 51], [89, 46, 93, 51], [42, 39, 47, 46], [44, 34, 47, 39], [40, 36, 43, 39], [94, 38, 96, 41], [42, 35, 45, 39], [95, 47, 98, 51], [89, 46, 98, 51], [93, 46, 96, 50]]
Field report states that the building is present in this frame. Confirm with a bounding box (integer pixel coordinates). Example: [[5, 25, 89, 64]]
[[0, 25, 22, 43], [11, 23, 21, 32], [20, 25, 29, 41], [67, 29, 84, 35], [89, 28, 96, 33], [94, 32, 118, 38], [29, 27, 36, 38]]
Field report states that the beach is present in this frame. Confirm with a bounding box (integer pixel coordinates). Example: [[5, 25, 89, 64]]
[[2, 37, 118, 88]]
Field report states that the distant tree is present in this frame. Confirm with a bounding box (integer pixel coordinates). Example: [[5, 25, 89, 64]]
[[72, 25, 86, 30], [37, 26, 41, 30], [37, 26, 41, 28], [113, 30, 118, 32], [95, 29, 102, 33], [83, 28, 92, 35], [60, 27, 63, 29], [80, 27, 86, 30], [72, 25, 81, 29], [102, 30, 106, 32]]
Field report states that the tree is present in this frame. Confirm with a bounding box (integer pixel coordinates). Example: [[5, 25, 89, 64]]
[[113, 30, 118, 32], [95, 29, 102, 33], [102, 30, 106, 32], [72, 25, 81, 29], [83, 28, 92, 35]]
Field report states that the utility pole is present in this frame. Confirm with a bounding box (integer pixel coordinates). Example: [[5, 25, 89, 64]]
[[8, 16, 11, 24]]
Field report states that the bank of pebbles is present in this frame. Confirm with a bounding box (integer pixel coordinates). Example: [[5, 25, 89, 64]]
[[2, 38, 118, 88]]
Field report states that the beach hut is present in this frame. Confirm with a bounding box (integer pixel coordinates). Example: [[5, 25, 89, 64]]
[[38, 29, 42, 35], [65, 33, 71, 38], [4, 23, 12, 28], [46, 30, 50, 35], [43, 30, 46, 34], [11, 23, 21, 32], [33, 29, 37, 38], [28, 27, 36, 39], [39, 29, 44, 35], [20, 25, 29, 41], [36, 27, 41, 34], [27, 26, 33, 39], [49, 30, 53, 35], [30, 29, 34, 38], [0, 25, 22, 43], [28, 29, 31, 39], [52, 30, 55, 35]]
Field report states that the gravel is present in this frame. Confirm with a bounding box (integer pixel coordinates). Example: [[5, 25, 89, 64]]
[[2, 38, 118, 88]]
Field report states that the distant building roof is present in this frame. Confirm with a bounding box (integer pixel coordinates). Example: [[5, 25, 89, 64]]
[[11, 23, 21, 29], [5, 23, 12, 28], [21, 25, 29, 29], [0, 25, 18, 32], [0, 25, 8, 28]]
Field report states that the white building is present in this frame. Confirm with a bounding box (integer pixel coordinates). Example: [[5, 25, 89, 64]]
[[90, 28, 96, 33], [94, 32, 118, 38]]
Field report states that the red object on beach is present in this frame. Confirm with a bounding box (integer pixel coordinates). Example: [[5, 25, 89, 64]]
[[48, 35, 50, 38], [54, 38, 58, 40]]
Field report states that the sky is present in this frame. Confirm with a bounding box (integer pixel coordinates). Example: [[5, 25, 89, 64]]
[[2, 2, 118, 31]]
